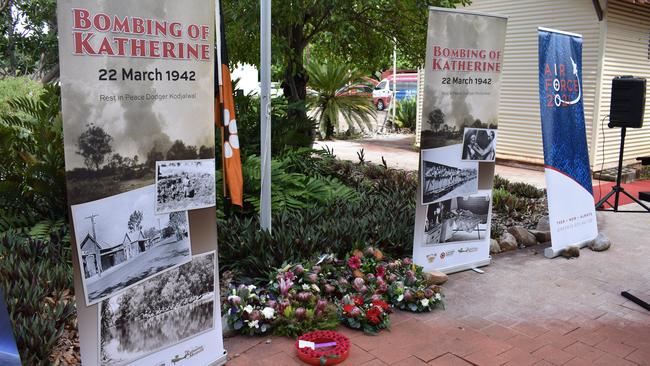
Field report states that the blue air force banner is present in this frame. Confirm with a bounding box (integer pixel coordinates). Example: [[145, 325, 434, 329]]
[[413, 8, 507, 274], [538, 28, 598, 258]]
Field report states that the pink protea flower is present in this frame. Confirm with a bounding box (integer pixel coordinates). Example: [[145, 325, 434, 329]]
[[404, 289, 414, 301], [324, 284, 336, 293], [295, 307, 306, 320], [297, 291, 312, 302], [350, 307, 361, 318], [307, 273, 318, 283], [353, 277, 365, 291]]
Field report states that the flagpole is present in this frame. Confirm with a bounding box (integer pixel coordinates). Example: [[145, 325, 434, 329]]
[[260, 0, 272, 232]]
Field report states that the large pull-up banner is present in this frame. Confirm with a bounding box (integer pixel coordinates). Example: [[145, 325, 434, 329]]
[[538, 28, 598, 258], [413, 8, 507, 273], [57, 1, 226, 364]]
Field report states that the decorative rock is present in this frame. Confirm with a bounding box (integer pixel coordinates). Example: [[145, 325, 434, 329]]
[[529, 229, 552, 244], [423, 270, 448, 285], [561, 245, 580, 259], [507, 226, 538, 247], [589, 232, 611, 252], [499, 232, 518, 252], [490, 239, 501, 254], [536, 216, 551, 231]]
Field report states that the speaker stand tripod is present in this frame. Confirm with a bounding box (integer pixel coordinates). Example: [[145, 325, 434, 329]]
[[596, 127, 650, 213]]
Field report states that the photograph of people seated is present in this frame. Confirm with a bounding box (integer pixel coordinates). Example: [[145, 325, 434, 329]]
[[424, 191, 491, 245], [461, 128, 497, 161]]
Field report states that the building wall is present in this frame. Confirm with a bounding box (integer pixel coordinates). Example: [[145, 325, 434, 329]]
[[593, 0, 650, 169], [464, 0, 602, 165]]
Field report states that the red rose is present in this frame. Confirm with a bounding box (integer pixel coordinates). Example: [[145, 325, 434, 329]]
[[366, 307, 382, 324], [372, 299, 389, 311], [348, 255, 361, 270], [368, 315, 380, 325], [353, 296, 364, 306], [343, 304, 354, 314], [376, 265, 386, 278]]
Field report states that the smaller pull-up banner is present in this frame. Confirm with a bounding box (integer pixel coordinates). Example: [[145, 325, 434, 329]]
[[538, 28, 598, 258]]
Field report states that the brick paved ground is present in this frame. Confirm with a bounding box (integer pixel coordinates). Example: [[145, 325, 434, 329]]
[[223, 207, 650, 365]]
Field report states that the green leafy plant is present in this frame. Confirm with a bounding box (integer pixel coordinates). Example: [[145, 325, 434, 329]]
[[493, 174, 511, 190], [394, 97, 417, 131], [0, 84, 66, 224], [239, 153, 360, 213], [0, 228, 74, 365], [306, 62, 376, 139], [509, 181, 544, 199]]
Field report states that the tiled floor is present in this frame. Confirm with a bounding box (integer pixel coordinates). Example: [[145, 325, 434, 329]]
[[223, 206, 650, 365]]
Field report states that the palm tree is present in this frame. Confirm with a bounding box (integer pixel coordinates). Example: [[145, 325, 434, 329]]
[[305, 62, 375, 139]]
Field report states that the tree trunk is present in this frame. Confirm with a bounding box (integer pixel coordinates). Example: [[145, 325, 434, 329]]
[[280, 23, 314, 140]]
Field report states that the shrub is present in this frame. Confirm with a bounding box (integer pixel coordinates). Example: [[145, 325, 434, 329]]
[[305, 62, 375, 138], [0, 77, 43, 117], [395, 97, 417, 131], [218, 157, 418, 283], [0, 227, 75, 365], [509, 181, 544, 199], [238, 151, 360, 213], [0, 84, 66, 224], [493, 174, 511, 190]]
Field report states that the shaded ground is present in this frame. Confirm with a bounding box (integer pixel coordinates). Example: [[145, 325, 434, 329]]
[[224, 204, 650, 365]]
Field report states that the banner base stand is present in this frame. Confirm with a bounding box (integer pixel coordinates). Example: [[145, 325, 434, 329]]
[[544, 239, 592, 259], [208, 352, 228, 366], [439, 258, 491, 275]]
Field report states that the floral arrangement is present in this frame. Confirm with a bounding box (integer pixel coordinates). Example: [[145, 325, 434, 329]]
[[383, 257, 444, 312], [223, 284, 277, 335], [269, 264, 339, 337], [338, 294, 391, 334], [295, 330, 350, 365], [223, 246, 445, 337]]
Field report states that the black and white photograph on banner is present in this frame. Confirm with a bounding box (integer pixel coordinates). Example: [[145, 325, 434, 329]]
[[71, 185, 191, 305], [100, 251, 216, 366], [461, 128, 497, 161], [155, 159, 216, 214], [419, 10, 503, 151], [421, 145, 478, 205], [61, 15, 215, 207], [423, 191, 491, 245]]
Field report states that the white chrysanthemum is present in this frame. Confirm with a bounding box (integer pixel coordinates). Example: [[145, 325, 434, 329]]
[[261, 307, 275, 319], [435, 293, 442, 301], [421, 298, 429, 307], [243, 305, 253, 313], [397, 294, 404, 302], [302, 284, 310, 291], [248, 320, 259, 328]]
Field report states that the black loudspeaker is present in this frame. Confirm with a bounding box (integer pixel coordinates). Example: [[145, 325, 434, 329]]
[[609, 76, 646, 129]]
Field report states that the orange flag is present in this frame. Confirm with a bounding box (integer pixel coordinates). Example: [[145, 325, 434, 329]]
[[215, 7, 243, 207]]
